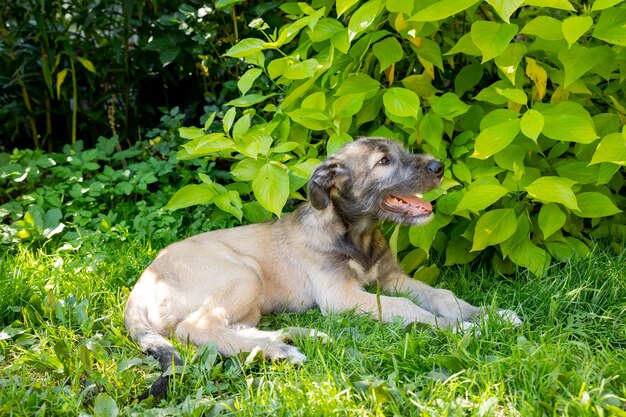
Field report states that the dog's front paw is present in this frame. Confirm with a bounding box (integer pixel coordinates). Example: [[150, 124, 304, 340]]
[[266, 343, 307, 364], [433, 317, 477, 334], [497, 309, 523, 326]]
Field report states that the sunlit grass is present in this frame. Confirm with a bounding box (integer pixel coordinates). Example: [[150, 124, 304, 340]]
[[1, 241, 624, 416]]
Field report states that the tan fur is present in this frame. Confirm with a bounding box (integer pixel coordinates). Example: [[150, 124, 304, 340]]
[[125, 137, 521, 399]]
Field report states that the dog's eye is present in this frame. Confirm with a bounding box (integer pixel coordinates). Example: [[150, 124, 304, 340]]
[[378, 156, 390, 166]]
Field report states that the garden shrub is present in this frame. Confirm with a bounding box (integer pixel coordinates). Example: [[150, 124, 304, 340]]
[[0, 108, 238, 249], [170, 0, 625, 277]]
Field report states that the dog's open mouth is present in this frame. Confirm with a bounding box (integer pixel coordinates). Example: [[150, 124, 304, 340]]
[[381, 195, 432, 217]]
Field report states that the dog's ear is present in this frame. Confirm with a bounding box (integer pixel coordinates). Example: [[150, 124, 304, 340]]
[[308, 161, 352, 210]]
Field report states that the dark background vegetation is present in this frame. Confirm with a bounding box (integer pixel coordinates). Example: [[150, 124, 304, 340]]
[[0, 0, 281, 151]]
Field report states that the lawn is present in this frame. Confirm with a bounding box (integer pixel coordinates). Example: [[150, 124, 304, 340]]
[[1, 236, 624, 416]]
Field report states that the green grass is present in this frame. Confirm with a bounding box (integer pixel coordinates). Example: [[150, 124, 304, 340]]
[[1, 239, 625, 416]]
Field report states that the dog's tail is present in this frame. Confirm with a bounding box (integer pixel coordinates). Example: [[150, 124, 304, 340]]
[[125, 296, 182, 402]]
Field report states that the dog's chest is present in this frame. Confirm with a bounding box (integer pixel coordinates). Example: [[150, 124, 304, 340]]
[[347, 259, 381, 285]]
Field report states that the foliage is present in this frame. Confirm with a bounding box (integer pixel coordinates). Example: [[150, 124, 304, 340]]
[[0, 108, 240, 249], [0, 0, 273, 150], [1, 240, 625, 415], [171, 0, 626, 276]]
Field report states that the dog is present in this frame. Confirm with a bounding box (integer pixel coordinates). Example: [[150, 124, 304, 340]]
[[124, 137, 521, 400]]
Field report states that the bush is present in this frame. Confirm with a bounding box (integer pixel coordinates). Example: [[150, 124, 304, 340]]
[[170, 0, 625, 277], [0, 108, 239, 249]]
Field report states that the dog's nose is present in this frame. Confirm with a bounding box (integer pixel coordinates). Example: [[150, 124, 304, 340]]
[[427, 160, 444, 178]]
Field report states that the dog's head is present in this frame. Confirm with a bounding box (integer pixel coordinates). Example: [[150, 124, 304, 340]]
[[308, 137, 443, 226]]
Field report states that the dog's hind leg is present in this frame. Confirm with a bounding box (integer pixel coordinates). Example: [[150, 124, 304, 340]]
[[174, 307, 307, 364]]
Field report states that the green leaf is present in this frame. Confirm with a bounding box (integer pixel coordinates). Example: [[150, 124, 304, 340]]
[[413, 265, 440, 285], [523, 0, 574, 10], [387, 0, 414, 14], [574, 192, 621, 218], [445, 33, 481, 56], [593, 8, 626, 46], [500, 88, 527, 104], [270, 13, 324, 48], [500, 213, 531, 257], [455, 184, 509, 213], [558, 45, 599, 87], [429, 93, 470, 120], [336, 74, 381, 97], [77, 57, 97, 74], [508, 238, 550, 276], [271, 141, 300, 154], [409, 214, 451, 253], [494, 43, 527, 84], [243, 201, 273, 223], [540, 102, 598, 143], [240, 129, 273, 158], [562, 16, 593, 48], [223, 107, 236, 134], [383, 88, 420, 118], [419, 112, 443, 151], [216, 0, 245, 8], [302, 91, 327, 110], [410, 0, 481, 21], [538, 203, 566, 238], [331, 29, 351, 53], [472, 119, 521, 160], [267, 57, 290, 79], [159, 47, 180, 66], [348, 0, 383, 39], [232, 114, 251, 140], [287, 108, 332, 130], [164, 184, 216, 210], [470, 21, 518, 63], [309, 18, 344, 42], [226, 93, 278, 107], [283, 59, 319, 80], [0, 325, 25, 340], [179, 126, 205, 140], [591, 0, 623, 11], [231, 158, 264, 181], [237, 68, 262, 96], [56, 68, 68, 99], [373, 37, 404, 71], [400, 248, 428, 272], [471, 208, 517, 251], [337, 0, 360, 17], [486, 0, 525, 23], [445, 237, 480, 265], [415, 38, 444, 70], [554, 160, 600, 184], [225, 38, 267, 58], [524, 176, 579, 210], [327, 133, 353, 155], [454, 63, 483, 96], [332, 94, 365, 118], [213, 190, 243, 221], [94, 393, 118, 417], [180, 133, 234, 158], [590, 133, 626, 165], [117, 358, 144, 374], [520, 109, 544, 141], [252, 163, 290, 216], [520, 16, 564, 41]]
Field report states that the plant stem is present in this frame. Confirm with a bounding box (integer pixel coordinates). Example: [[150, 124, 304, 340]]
[[70, 58, 78, 144], [7, 43, 39, 148]]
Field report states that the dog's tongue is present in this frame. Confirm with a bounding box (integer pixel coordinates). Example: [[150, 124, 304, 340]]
[[385, 195, 432, 215]]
